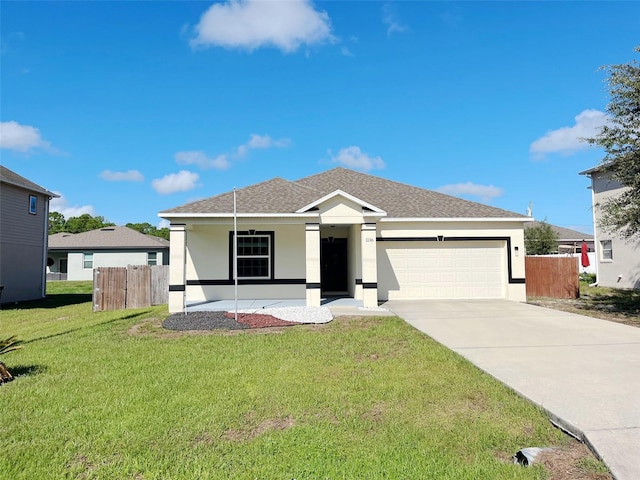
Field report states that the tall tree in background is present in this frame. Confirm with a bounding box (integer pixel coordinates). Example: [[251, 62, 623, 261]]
[[585, 46, 640, 239], [49, 213, 168, 239], [48, 212, 115, 234], [64, 214, 115, 233], [126, 222, 170, 240], [48, 211, 66, 234], [524, 221, 559, 255]]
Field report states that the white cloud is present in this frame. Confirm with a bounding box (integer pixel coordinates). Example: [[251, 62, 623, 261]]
[[175, 150, 231, 170], [99, 169, 144, 182], [152, 170, 200, 195], [382, 4, 408, 35], [330, 146, 385, 171], [436, 182, 504, 202], [49, 192, 95, 218], [340, 46, 354, 57], [238, 134, 290, 156], [178, 134, 290, 170], [0, 120, 52, 152], [190, 0, 334, 53], [530, 109, 609, 158], [157, 219, 170, 229]]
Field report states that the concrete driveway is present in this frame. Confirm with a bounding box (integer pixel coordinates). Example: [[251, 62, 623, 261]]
[[383, 299, 640, 480]]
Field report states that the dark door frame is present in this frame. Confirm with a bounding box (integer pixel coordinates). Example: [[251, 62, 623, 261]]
[[321, 238, 348, 294]]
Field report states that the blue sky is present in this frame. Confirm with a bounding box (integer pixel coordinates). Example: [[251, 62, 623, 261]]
[[2, 1, 638, 233]]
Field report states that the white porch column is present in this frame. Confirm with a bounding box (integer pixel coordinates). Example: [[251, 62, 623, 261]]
[[168, 224, 187, 313], [305, 223, 321, 307], [361, 223, 378, 308]]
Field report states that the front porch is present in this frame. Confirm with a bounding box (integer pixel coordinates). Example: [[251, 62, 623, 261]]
[[185, 296, 364, 312]]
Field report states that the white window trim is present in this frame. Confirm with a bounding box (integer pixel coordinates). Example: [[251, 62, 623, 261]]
[[83, 252, 94, 269], [148, 252, 158, 266], [236, 234, 271, 280], [600, 239, 613, 262]]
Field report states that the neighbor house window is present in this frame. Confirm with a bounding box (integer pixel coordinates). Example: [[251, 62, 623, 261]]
[[600, 240, 613, 261], [29, 195, 37, 215], [236, 234, 270, 279], [83, 252, 94, 269], [148, 252, 157, 266]]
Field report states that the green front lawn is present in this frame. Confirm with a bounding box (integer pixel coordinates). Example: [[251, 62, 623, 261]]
[[1, 281, 570, 479]]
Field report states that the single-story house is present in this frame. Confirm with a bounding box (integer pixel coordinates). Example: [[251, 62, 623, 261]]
[[580, 164, 640, 289], [0, 165, 58, 303], [48, 226, 170, 281], [159, 167, 532, 313], [524, 221, 594, 253], [524, 221, 596, 274]]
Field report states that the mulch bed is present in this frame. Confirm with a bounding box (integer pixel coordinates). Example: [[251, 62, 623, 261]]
[[162, 311, 297, 331]]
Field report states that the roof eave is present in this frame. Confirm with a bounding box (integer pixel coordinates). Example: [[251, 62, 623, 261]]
[[158, 212, 321, 219], [1, 178, 59, 197], [380, 217, 533, 223]]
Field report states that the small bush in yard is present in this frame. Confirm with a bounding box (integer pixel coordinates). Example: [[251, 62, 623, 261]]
[[0, 336, 23, 384], [580, 273, 597, 285]]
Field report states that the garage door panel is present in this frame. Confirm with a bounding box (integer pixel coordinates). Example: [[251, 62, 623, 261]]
[[378, 241, 506, 300]]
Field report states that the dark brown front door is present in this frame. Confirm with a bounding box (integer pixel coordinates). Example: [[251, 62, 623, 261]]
[[321, 238, 347, 293]]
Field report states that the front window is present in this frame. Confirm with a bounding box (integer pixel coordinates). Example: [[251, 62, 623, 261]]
[[148, 252, 158, 266], [236, 235, 270, 279], [600, 240, 613, 261], [83, 252, 93, 269]]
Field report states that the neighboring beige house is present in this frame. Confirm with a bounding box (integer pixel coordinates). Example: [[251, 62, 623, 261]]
[[0, 165, 58, 303], [159, 167, 532, 313], [48, 226, 169, 281], [581, 164, 640, 289]]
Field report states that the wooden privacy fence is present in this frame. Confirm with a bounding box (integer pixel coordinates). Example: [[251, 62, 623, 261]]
[[525, 256, 579, 299], [93, 265, 169, 312]]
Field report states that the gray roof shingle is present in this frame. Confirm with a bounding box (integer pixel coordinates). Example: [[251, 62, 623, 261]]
[[49, 226, 169, 250], [0, 165, 57, 197], [161, 167, 527, 219]]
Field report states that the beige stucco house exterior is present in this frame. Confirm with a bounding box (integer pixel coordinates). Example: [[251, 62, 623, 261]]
[[159, 168, 531, 313], [581, 164, 640, 289], [0, 166, 58, 303], [48, 226, 169, 281]]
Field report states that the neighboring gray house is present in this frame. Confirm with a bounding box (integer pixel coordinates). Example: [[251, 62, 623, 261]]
[[580, 164, 640, 289], [0, 165, 58, 303], [159, 167, 531, 313], [48, 226, 169, 281]]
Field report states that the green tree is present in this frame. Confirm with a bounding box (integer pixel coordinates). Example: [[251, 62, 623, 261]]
[[126, 222, 170, 240], [48, 211, 66, 234], [585, 46, 640, 239], [525, 221, 559, 255], [64, 214, 115, 233]]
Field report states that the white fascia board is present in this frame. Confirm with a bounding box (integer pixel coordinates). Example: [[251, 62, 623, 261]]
[[158, 212, 319, 219], [380, 217, 534, 223], [295, 189, 386, 215]]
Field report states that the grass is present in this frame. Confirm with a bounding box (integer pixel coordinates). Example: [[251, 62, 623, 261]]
[[579, 282, 640, 317], [0, 281, 576, 479]]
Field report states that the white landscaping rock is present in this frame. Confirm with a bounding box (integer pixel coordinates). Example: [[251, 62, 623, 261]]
[[234, 306, 333, 324]]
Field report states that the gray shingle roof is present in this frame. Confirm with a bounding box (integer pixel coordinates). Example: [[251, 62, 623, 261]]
[[49, 226, 169, 250], [165, 177, 322, 214], [524, 221, 593, 240], [161, 167, 527, 219], [0, 165, 57, 197]]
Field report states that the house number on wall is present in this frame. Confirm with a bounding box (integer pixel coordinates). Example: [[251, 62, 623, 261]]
[[365, 238, 374, 242]]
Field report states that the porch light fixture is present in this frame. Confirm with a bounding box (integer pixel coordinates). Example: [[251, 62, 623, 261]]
[[515, 246, 519, 257]]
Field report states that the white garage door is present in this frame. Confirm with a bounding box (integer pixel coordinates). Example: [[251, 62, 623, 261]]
[[377, 241, 506, 300]]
